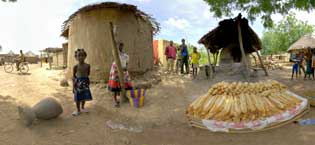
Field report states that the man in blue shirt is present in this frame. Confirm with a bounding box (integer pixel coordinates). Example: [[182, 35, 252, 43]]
[[180, 39, 189, 74]]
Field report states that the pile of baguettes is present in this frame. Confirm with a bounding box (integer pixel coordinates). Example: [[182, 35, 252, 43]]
[[187, 80, 302, 122]]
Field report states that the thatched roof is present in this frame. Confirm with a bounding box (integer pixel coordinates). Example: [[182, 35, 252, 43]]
[[8, 50, 15, 55], [61, 2, 160, 37], [198, 14, 262, 61], [288, 35, 315, 52], [25, 51, 37, 57], [41, 47, 63, 53]]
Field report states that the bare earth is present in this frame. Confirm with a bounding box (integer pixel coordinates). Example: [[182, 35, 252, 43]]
[[0, 64, 315, 145]]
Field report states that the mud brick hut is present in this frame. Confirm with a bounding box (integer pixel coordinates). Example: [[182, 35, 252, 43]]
[[42, 47, 66, 69], [61, 2, 160, 81], [153, 39, 171, 67], [25, 51, 39, 64], [198, 14, 265, 75], [62, 43, 68, 68]]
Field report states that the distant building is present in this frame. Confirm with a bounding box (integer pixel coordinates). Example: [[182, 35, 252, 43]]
[[41, 47, 67, 69], [153, 39, 171, 68], [25, 51, 39, 64]]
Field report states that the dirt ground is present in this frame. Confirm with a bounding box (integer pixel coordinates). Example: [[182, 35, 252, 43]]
[[1, 64, 315, 145]]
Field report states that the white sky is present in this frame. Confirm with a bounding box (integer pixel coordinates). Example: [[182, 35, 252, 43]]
[[0, 0, 315, 54]]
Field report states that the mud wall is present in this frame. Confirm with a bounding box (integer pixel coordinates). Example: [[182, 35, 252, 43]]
[[66, 8, 154, 81]]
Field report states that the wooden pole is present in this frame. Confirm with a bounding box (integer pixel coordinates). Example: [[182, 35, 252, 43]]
[[251, 54, 257, 66], [253, 46, 269, 76], [40, 52, 42, 67], [236, 16, 250, 80], [48, 53, 52, 70], [109, 22, 127, 102], [56, 53, 59, 66], [214, 51, 219, 72], [206, 48, 213, 79]]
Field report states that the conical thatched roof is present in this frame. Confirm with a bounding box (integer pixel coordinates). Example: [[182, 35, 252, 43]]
[[287, 35, 315, 52], [198, 14, 262, 61], [25, 51, 37, 57], [8, 50, 15, 55], [61, 2, 160, 37]]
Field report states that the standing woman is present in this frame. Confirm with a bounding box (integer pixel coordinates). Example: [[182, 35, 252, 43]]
[[108, 43, 133, 107], [312, 48, 315, 79], [304, 48, 314, 79]]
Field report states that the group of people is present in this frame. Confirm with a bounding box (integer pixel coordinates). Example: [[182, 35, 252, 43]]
[[291, 47, 315, 80], [164, 39, 201, 78], [72, 42, 132, 116], [71, 39, 203, 115]]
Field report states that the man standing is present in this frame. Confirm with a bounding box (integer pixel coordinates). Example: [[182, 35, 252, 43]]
[[175, 46, 182, 74], [164, 41, 177, 73], [180, 39, 189, 74], [297, 52, 305, 75]]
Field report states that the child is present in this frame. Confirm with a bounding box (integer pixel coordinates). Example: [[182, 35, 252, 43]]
[[291, 61, 299, 79], [190, 47, 201, 79], [304, 49, 314, 80], [108, 43, 133, 107], [72, 49, 92, 116]]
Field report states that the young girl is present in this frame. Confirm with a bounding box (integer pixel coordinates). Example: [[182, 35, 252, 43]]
[[190, 47, 201, 79], [108, 43, 133, 107], [72, 49, 92, 116]]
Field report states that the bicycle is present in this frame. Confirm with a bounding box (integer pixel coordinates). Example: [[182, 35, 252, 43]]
[[4, 61, 29, 74]]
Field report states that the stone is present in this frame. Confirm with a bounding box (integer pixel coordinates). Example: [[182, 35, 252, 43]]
[[60, 79, 69, 87]]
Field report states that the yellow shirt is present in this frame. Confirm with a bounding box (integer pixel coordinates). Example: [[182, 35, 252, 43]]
[[191, 52, 201, 64]]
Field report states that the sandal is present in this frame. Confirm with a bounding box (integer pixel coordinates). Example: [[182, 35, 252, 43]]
[[81, 109, 89, 113], [72, 111, 80, 116], [114, 101, 120, 108]]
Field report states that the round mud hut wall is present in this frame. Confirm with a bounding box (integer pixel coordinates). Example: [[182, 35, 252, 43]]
[[65, 7, 154, 81]]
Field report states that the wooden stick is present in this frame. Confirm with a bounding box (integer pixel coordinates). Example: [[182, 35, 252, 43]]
[[40, 52, 42, 67], [48, 53, 52, 70], [253, 46, 269, 76], [206, 48, 213, 79], [109, 22, 127, 102], [236, 17, 250, 80], [214, 52, 218, 72]]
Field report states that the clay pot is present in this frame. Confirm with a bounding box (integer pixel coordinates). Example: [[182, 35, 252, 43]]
[[18, 97, 63, 126]]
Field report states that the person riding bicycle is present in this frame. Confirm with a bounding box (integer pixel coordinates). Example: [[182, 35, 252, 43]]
[[16, 50, 25, 71]]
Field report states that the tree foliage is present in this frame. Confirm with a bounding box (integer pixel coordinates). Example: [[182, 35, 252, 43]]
[[204, 0, 315, 27], [1, 0, 16, 2], [261, 13, 314, 55]]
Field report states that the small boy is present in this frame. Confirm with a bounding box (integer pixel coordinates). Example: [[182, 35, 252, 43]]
[[190, 47, 201, 79], [291, 61, 299, 79]]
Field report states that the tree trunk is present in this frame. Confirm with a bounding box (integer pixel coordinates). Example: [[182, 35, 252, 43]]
[[109, 22, 127, 102], [206, 49, 213, 79], [237, 17, 250, 80], [40, 52, 42, 67], [253, 46, 269, 76]]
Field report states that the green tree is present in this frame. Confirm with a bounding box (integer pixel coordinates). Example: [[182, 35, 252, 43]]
[[261, 13, 314, 55], [204, 0, 315, 27], [186, 44, 220, 65], [1, 0, 16, 2]]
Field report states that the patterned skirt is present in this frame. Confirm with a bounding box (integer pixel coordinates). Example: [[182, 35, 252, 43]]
[[108, 62, 133, 92], [74, 77, 93, 102]]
